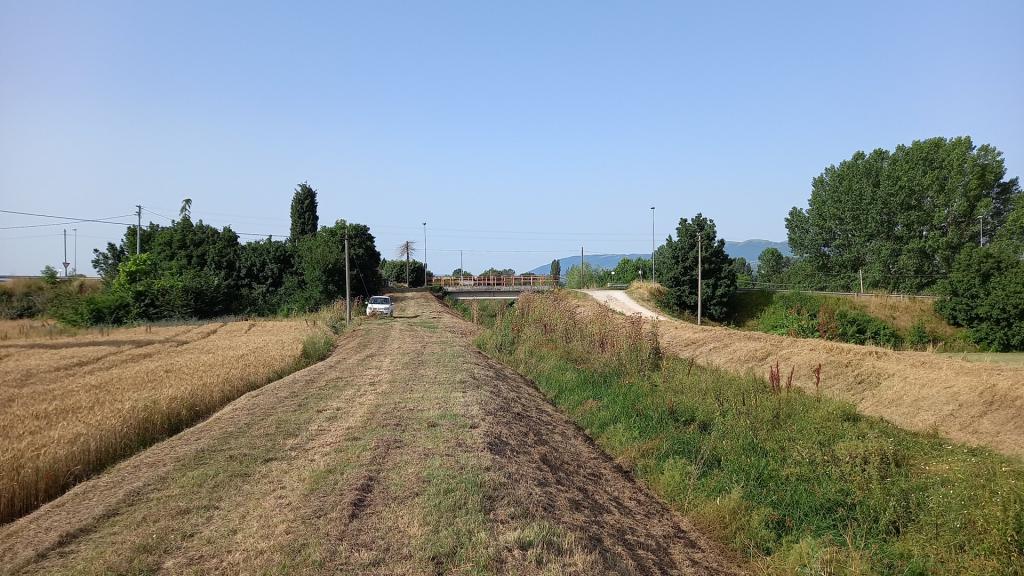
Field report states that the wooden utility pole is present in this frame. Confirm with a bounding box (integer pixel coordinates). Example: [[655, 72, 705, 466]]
[[345, 230, 351, 324], [651, 206, 655, 283], [859, 268, 864, 295], [581, 245, 585, 288], [136, 205, 142, 254], [697, 234, 702, 326]]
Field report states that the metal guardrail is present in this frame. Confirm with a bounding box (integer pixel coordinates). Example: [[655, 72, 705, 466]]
[[737, 287, 939, 301], [432, 275, 556, 288]]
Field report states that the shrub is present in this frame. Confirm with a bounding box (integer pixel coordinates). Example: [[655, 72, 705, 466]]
[[835, 308, 903, 348], [908, 321, 930, 350], [753, 292, 904, 349], [300, 332, 334, 364], [937, 245, 1024, 351]]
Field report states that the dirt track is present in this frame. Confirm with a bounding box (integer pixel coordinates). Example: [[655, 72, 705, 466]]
[[585, 289, 1024, 458], [0, 293, 736, 575]]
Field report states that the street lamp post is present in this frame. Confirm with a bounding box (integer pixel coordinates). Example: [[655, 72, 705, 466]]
[[422, 222, 427, 285], [650, 206, 656, 283]]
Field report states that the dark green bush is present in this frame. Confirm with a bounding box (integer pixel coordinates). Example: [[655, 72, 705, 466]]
[[937, 245, 1024, 351], [835, 309, 903, 348], [754, 292, 903, 349]]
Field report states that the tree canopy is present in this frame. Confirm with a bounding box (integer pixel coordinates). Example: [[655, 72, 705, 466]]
[[786, 136, 1021, 292], [655, 213, 736, 320]]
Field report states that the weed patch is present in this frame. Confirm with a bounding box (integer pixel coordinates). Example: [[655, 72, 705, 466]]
[[478, 291, 1024, 575]]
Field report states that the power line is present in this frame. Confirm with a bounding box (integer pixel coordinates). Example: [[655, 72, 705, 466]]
[[142, 208, 174, 222], [0, 211, 135, 230]]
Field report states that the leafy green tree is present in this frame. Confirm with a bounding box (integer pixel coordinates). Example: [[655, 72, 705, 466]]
[[994, 194, 1024, 257], [937, 245, 1024, 351], [656, 213, 737, 320], [381, 258, 426, 287], [452, 268, 472, 277], [40, 265, 59, 285], [289, 182, 319, 240], [565, 263, 610, 288], [479, 267, 515, 277], [288, 220, 382, 310], [756, 248, 788, 286], [731, 257, 753, 288], [786, 137, 1021, 292], [549, 259, 561, 281], [238, 238, 294, 313], [611, 257, 652, 284]]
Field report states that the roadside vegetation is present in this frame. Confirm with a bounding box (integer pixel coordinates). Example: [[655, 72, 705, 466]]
[[725, 291, 971, 351], [476, 291, 1024, 575], [0, 305, 342, 523], [8, 183, 384, 328]]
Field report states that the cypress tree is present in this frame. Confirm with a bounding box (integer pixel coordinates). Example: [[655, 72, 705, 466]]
[[290, 182, 319, 240]]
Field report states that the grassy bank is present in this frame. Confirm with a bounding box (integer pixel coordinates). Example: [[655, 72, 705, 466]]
[[476, 292, 1024, 575], [728, 290, 972, 351]]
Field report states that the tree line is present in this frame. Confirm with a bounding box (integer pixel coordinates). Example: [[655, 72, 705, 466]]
[[59, 183, 384, 325], [631, 136, 1022, 350]]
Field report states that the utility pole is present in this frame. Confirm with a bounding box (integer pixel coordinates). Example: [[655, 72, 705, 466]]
[[460, 250, 464, 284], [62, 229, 69, 277], [859, 268, 864, 295], [73, 228, 77, 276], [696, 234, 702, 326], [422, 222, 427, 286], [136, 205, 142, 255], [650, 206, 656, 283], [581, 245, 585, 288], [345, 229, 351, 324]]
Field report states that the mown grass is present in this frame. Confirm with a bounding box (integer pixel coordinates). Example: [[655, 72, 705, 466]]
[[419, 460, 493, 574], [477, 292, 1024, 575]]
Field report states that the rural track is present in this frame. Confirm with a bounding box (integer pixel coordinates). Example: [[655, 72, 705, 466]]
[[583, 289, 1024, 457], [0, 293, 737, 575]]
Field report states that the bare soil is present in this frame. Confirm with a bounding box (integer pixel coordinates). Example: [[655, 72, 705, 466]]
[[0, 293, 737, 575], [586, 289, 1024, 458]]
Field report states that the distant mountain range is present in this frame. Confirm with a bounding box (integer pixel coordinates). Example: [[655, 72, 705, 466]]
[[525, 240, 790, 274]]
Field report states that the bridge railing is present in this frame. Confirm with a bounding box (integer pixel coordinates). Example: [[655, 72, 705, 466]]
[[432, 275, 556, 288]]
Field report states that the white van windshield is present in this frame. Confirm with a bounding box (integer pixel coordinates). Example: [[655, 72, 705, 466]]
[[369, 297, 390, 304]]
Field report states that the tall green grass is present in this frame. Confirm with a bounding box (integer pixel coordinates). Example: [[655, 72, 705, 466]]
[[478, 292, 1024, 575]]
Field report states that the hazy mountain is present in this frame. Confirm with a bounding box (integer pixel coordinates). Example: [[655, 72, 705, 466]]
[[527, 254, 650, 275], [723, 239, 791, 263], [526, 240, 790, 274]]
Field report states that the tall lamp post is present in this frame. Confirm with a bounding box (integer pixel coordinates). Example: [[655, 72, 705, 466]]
[[650, 206, 656, 283], [422, 222, 428, 286]]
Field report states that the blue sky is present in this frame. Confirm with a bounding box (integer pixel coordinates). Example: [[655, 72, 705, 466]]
[[2, 0, 1022, 275]]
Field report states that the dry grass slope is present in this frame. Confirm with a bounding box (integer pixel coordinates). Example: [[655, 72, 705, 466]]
[[0, 317, 323, 523], [590, 290, 1024, 457]]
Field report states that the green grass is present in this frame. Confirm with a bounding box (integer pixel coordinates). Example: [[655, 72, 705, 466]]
[[478, 292, 1024, 575], [938, 352, 1024, 366], [419, 460, 493, 575]]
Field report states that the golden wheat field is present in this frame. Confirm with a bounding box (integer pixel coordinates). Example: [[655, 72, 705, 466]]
[[0, 318, 324, 523]]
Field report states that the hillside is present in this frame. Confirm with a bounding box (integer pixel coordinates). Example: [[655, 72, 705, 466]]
[[527, 240, 790, 274]]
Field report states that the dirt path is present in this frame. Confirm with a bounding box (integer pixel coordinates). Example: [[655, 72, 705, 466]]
[[0, 293, 737, 575], [584, 289, 1024, 458], [583, 289, 670, 321]]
